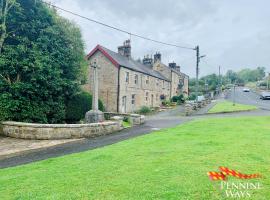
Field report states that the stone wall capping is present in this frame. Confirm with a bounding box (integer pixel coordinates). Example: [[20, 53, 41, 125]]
[[1, 121, 122, 140]]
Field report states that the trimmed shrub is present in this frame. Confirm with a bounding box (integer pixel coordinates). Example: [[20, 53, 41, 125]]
[[137, 106, 151, 114], [162, 100, 171, 106], [65, 92, 105, 123], [171, 96, 180, 102], [171, 94, 185, 104]]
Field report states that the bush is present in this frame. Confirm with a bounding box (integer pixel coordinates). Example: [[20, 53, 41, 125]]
[[188, 92, 203, 101], [171, 96, 180, 102], [171, 95, 185, 105], [123, 116, 130, 122], [178, 94, 185, 104], [162, 100, 171, 106], [137, 106, 151, 114], [65, 92, 105, 123]]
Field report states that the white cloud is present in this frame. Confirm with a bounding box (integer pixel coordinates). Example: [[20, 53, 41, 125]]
[[53, 0, 270, 77]]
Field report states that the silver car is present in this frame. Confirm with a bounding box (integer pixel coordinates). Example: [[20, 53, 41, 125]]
[[260, 92, 270, 100]]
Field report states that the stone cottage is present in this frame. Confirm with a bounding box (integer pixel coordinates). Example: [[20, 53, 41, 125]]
[[85, 40, 189, 113]]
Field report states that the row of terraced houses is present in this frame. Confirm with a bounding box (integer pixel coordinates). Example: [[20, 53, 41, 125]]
[[83, 40, 189, 113]]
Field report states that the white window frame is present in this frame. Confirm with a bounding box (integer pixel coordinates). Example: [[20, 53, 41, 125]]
[[131, 94, 135, 104], [146, 76, 149, 84], [125, 72, 129, 83], [145, 92, 149, 101], [134, 74, 138, 85]]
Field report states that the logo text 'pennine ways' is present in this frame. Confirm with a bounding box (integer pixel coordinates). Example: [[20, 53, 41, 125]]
[[207, 166, 263, 198]]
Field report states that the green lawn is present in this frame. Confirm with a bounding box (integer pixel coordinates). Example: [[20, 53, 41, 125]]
[[208, 100, 257, 114], [1, 116, 270, 199]]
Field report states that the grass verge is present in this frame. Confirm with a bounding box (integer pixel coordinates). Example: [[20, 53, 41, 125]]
[[208, 100, 257, 114], [0, 116, 269, 199]]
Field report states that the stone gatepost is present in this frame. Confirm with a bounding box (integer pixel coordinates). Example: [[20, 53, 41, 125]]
[[85, 60, 104, 123]]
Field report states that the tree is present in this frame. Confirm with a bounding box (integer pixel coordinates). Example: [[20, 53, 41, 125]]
[[0, 0, 87, 123], [0, 0, 19, 53], [226, 70, 238, 84]]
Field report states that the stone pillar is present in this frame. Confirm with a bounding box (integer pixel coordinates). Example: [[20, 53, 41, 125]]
[[85, 60, 104, 123]]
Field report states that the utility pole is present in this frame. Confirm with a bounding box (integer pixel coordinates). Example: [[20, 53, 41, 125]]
[[267, 72, 270, 91], [233, 84, 236, 106], [195, 46, 199, 102], [218, 65, 221, 94], [195, 45, 206, 102]]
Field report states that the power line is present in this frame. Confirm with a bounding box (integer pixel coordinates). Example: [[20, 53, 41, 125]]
[[42, 0, 195, 50]]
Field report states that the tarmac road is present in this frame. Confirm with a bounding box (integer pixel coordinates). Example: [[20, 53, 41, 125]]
[[1, 92, 269, 169], [225, 87, 270, 110]]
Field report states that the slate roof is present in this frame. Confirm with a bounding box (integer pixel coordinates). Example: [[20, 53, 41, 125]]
[[87, 45, 170, 82]]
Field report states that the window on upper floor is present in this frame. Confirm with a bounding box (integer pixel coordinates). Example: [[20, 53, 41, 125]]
[[125, 72, 129, 83], [145, 92, 149, 101], [134, 74, 138, 85], [146, 76, 149, 84], [131, 94, 135, 104], [162, 80, 165, 88], [156, 79, 159, 86]]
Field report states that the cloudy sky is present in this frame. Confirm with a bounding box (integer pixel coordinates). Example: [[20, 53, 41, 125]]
[[52, 0, 270, 77]]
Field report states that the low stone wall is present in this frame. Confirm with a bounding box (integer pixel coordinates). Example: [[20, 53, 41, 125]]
[[104, 112, 145, 125], [185, 99, 212, 116], [1, 121, 123, 140]]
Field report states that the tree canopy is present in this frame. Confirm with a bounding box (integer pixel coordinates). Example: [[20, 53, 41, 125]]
[[189, 67, 266, 97], [0, 0, 87, 123]]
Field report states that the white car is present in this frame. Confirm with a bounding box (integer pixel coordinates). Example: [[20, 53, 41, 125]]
[[242, 88, 250, 92], [197, 95, 205, 102]]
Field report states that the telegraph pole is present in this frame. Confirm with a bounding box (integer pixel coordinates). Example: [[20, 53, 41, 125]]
[[267, 72, 270, 91], [195, 46, 199, 102], [219, 65, 221, 94], [195, 45, 205, 102]]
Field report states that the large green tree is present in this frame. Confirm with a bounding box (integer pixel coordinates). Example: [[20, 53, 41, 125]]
[[0, 0, 87, 123]]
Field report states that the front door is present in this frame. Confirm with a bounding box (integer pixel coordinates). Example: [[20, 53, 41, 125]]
[[121, 96, 127, 113]]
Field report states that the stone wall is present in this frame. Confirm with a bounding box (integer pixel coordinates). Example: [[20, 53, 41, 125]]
[[1, 121, 123, 140], [104, 112, 145, 125], [118, 67, 170, 113]]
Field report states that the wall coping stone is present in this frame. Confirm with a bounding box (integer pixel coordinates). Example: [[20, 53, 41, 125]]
[[1, 121, 117, 128]]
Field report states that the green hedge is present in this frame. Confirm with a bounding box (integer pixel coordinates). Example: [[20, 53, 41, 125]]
[[65, 92, 105, 123]]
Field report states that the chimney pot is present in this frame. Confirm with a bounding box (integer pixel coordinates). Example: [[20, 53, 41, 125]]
[[118, 40, 131, 58]]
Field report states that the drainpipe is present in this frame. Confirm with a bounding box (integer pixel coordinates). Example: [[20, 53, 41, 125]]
[[117, 66, 121, 113], [170, 70, 173, 99]]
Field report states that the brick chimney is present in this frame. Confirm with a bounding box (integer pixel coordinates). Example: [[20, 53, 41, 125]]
[[142, 55, 153, 65], [154, 52, 161, 63], [118, 40, 131, 58]]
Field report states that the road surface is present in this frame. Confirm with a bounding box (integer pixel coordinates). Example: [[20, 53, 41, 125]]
[[226, 87, 270, 110]]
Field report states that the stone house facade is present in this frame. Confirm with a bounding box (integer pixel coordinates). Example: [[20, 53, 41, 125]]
[[85, 40, 189, 113]]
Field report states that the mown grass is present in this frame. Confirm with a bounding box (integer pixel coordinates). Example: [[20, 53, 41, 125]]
[[208, 100, 257, 114], [0, 116, 270, 199]]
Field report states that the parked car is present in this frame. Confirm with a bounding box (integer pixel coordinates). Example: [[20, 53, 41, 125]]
[[260, 92, 270, 100], [197, 95, 205, 102], [242, 88, 250, 92]]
